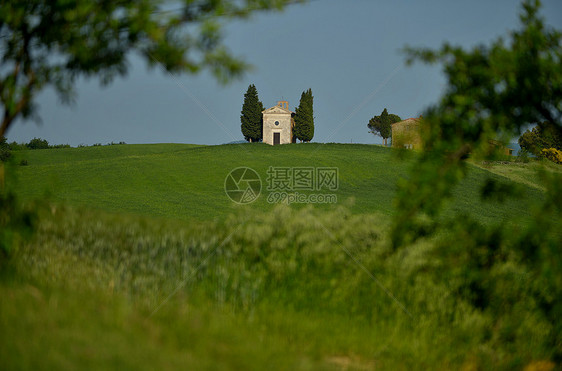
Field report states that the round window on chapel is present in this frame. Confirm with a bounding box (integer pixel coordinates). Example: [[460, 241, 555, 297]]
[[275, 121, 280, 126]]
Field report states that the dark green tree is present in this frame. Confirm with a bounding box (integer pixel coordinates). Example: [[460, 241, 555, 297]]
[[0, 1, 300, 138], [367, 108, 401, 146], [27, 137, 49, 150], [393, 0, 561, 361], [240, 84, 264, 142], [389, 114, 402, 125], [294, 91, 305, 141], [294, 88, 314, 142], [396, 0, 562, 248], [519, 121, 562, 155], [0, 137, 11, 162]]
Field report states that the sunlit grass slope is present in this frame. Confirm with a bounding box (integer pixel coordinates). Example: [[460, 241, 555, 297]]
[[10, 143, 544, 224]]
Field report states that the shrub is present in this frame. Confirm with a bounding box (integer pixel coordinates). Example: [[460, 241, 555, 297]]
[[19, 160, 28, 166], [8, 142, 27, 151], [541, 148, 562, 164], [0, 137, 11, 162], [27, 138, 49, 150]]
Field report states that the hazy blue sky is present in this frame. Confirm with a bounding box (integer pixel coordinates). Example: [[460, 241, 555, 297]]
[[6, 0, 562, 146]]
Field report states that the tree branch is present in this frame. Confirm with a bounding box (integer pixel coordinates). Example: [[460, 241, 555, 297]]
[[0, 71, 35, 138], [0, 21, 34, 138]]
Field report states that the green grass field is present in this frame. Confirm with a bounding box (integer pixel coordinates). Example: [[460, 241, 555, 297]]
[[1, 143, 557, 370], [8, 143, 544, 222]]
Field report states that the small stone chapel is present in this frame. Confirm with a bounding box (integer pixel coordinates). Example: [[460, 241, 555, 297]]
[[262, 101, 295, 145]]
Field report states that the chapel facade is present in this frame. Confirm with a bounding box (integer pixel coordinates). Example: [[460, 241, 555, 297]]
[[262, 101, 295, 145]]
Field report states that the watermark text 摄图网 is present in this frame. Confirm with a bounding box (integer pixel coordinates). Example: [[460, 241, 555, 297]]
[[266, 166, 338, 191], [224, 166, 339, 204]]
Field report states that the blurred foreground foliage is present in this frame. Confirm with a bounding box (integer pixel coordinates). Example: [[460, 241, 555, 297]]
[[0, 193, 35, 264], [1, 204, 556, 368], [0, 0, 301, 137], [397, 0, 561, 362]]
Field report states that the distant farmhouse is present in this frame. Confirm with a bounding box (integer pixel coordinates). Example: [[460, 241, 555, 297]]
[[391, 117, 422, 149], [488, 139, 514, 156], [262, 101, 296, 145], [391, 116, 514, 155]]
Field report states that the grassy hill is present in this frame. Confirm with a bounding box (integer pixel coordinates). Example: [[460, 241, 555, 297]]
[[1, 143, 556, 370], [8, 143, 544, 223]]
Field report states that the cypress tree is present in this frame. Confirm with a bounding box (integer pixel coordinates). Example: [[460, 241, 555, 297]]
[[294, 91, 306, 141], [240, 84, 264, 142], [294, 88, 314, 142]]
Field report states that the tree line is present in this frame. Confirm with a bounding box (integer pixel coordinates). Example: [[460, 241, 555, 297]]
[[0, 137, 130, 163], [1, 137, 71, 162], [240, 84, 314, 143]]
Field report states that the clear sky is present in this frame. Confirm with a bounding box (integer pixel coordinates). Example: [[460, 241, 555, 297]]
[[6, 0, 562, 146]]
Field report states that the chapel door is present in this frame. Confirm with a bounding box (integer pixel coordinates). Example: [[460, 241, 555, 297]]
[[273, 132, 280, 145]]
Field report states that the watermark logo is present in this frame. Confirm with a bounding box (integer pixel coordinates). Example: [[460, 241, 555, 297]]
[[224, 166, 338, 205], [224, 167, 261, 204]]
